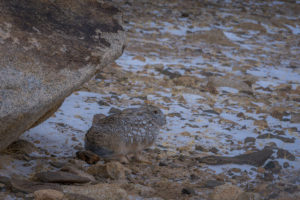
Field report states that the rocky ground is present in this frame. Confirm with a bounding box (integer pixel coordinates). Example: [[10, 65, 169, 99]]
[[1, 0, 300, 199]]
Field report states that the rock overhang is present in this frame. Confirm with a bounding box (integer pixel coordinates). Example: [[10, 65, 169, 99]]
[[0, 0, 126, 151]]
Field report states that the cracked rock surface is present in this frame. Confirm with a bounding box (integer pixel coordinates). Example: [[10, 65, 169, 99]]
[[0, 0, 126, 151]]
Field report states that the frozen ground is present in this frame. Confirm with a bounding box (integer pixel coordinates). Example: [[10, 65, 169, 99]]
[[1, 0, 300, 199]]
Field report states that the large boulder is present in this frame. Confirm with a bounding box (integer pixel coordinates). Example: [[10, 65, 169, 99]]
[[0, 0, 126, 151]]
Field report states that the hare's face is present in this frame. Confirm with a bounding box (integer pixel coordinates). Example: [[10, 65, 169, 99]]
[[146, 105, 166, 127]]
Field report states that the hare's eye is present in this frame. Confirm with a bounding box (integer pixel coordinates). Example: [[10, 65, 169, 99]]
[[153, 110, 158, 114]]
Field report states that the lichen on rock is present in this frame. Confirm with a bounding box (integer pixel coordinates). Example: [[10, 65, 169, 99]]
[[0, 0, 126, 151]]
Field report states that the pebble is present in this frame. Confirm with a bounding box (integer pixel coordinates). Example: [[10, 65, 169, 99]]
[[106, 161, 126, 180], [88, 161, 127, 180], [210, 183, 243, 200], [277, 149, 295, 161], [76, 150, 100, 164], [195, 145, 208, 152], [61, 164, 96, 182], [34, 189, 64, 200], [181, 187, 195, 195], [108, 107, 122, 114], [203, 180, 224, 188], [283, 162, 289, 168], [35, 171, 90, 184], [244, 137, 256, 144], [209, 147, 219, 154], [158, 162, 168, 166], [264, 161, 282, 174]]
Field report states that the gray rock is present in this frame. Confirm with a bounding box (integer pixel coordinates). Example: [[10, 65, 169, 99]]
[[6, 177, 62, 193], [108, 107, 122, 115], [64, 193, 95, 200], [202, 180, 224, 188], [0, 0, 126, 151], [62, 183, 128, 200], [34, 189, 64, 200], [197, 148, 273, 167], [35, 171, 90, 184], [87, 161, 128, 180], [181, 187, 195, 195], [76, 150, 100, 164], [244, 137, 256, 144], [257, 134, 295, 143], [277, 148, 295, 161], [61, 164, 96, 182], [264, 161, 282, 174]]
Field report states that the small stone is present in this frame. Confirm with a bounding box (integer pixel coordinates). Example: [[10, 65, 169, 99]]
[[106, 161, 126, 180], [50, 161, 66, 168], [203, 180, 224, 188], [34, 189, 64, 200], [209, 147, 219, 154], [244, 137, 256, 144], [132, 55, 146, 62], [87, 161, 127, 180], [283, 162, 289, 168], [197, 148, 273, 167], [264, 161, 282, 174], [68, 159, 87, 169], [265, 142, 277, 148], [62, 183, 128, 200], [181, 12, 189, 18], [61, 164, 96, 182], [76, 150, 100, 164], [237, 192, 261, 200], [210, 183, 243, 200], [97, 100, 109, 106], [180, 131, 191, 137], [257, 167, 265, 174], [0, 176, 10, 187], [9, 178, 62, 194], [87, 163, 107, 178], [284, 184, 298, 193], [277, 149, 295, 161], [108, 107, 122, 115], [181, 187, 195, 195], [195, 145, 208, 152], [158, 162, 168, 166], [263, 172, 273, 181], [203, 110, 220, 115], [231, 168, 241, 173], [35, 171, 90, 184], [63, 193, 95, 200], [257, 134, 295, 143], [291, 113, 300, 123], [190, 174, 199, 181], [237, 112, 245, 119], [125, 183, 155, 197]]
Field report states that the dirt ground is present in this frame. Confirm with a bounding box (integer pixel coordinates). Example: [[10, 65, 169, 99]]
[[1, 0, 300, 199]]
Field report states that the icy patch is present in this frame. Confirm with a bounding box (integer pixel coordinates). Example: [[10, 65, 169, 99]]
[[22, 92, 115, 157], [218, 87, 239, 94], [247, 66, 300, 83], [256, 80, 280, 88], [224, 31, 245, 41], [285, 24, 300, 35]]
